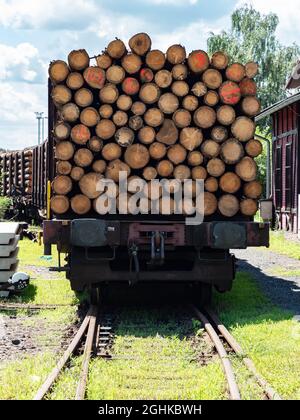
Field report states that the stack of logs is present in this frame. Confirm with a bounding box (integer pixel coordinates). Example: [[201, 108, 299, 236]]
[[49, 32, 262, 217], [0, 150, 33, 196]]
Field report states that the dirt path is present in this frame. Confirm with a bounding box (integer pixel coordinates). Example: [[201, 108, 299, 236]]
[[234, 248, 300, 315]]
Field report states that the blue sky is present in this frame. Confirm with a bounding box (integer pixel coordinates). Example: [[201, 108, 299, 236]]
[[0, 0, 299, 150]]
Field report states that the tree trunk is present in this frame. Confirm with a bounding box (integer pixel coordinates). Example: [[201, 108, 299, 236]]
[[71, 194, 91, 215], [220, 138, 244, 164], [231, 116, 255, 142], [68, 49, 89, 71], [52, 175, 72, 195], [74, 148, 94, 167], [218, 194, 239, 217], [50, 195, 70, 214], [235, 157, 257, 182]]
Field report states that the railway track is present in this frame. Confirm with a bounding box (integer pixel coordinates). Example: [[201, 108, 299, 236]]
[[33, 303, 281, 400], [0, 303, 74, 311]]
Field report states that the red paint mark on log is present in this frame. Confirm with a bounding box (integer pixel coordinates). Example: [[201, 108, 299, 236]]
[[140, 68, 153, 83], [122, 77, 139, 95], [85, 68, 105, 88], [220, 82, 241, 105]]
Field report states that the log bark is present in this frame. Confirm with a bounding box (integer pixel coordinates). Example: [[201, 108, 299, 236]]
[[115, 127, 135, 147], [106, 65, 125, 84], [167, 144, 187, 165], [206, 158, 225, 177], [102, 143, 122, 160], [172, 109, 191, 128], [219, 172, 241, 193], [68, 49, 89, 71], [158, 93, 179, 114], [219, 81, 241, 105], [95, 119, 116, 140], [56, 160, 72, 175], [210, 51, 228, 70], [241, 96, 261, 116], [80, 107, 100, 127], [166, 44, 186, 64], [218, 194, 239, 217], [113, 110, 128, 127], [51, 85, 71, 106], [182, 95, 198, 111], [83, 67, 106, 89], [107, 38, 126, 59], [156, 119, 178, 145], [79, 172, 103, 199], [129, 33, 152, 56], [52, 175, 72, 195], [157, 160, 174, 177], [226, 63, 245, 82], [220, 138, 244, 164], [171, 81, 189, 97], [54, 122, 71, 141], [191, 82, 207, 97], [180, 127, 203, 151], [49, 60, 69, 83], [235, 157, 257, 182], [74, 88, 93, 108], [122, 77, 140, 95], [131, 101, 146, 116], [187, 151, 203, 166], [71, 124, 91, 145], [50, 195, 70, 214], [125, 144, 150, 169], [140, 68, 154, 83], [203, 192, 218, 216], [146, 50, 165, 70], [149, 142, 167, 160], [117, 95, 133, 111], [239, 77, 257, 96], [205, 177, 218, 193], [70, 167, 84, 181], [138, 126, 156, 144], [61, 103, 80, 123], [121, 54, 142, 74], [144, 108, 164, 127], [188, 50, 210, 73], [211, 126, 228, 143], [202, 69, 222, 89], [216, 105, 236, 125], [240, 198, 258, 216], [99, 104, 113, 119], [74, 148, 94, 167], [55, 141, 75, 161], [88, 137, 103, 152], [155, 70, 173, 88], [204, 91, 219, 107], [245, 139, 262, 157], [139, 83, 161, 104], [96, 53, 112, 70], [231, 116, 255, 142], [243, 180, 262, 199], [71, 194, 91, 215], [194, 106, 216, 129], [201, 140, 220, 158]]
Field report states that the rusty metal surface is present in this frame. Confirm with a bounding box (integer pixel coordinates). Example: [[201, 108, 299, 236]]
[[128, 222, 185, 246]]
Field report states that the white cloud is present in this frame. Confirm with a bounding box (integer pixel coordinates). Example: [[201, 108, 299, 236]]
[[146, 0, 198, 4]]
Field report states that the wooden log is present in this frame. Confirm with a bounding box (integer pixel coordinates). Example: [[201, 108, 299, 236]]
[[216, 105, 236, 125], [56, 161, 72, 175], [166, 44, 186, 64], [171, 81, 189, 97], [157, 160, 174, 177], [241, 96, 261, 116], [231, 116, 255, 142], [79, 173, 103, 199], [159, 197, 175, 215], [106, 65, 125, 84], [219, 172, 241, 194], [239, 77, 257, 96], [95, 119, 116, 140], [61, 103, 80, 123], [243, 181, 262, 199], [129, 33, 152, 56], [113, 110, 128, 127], [191, 82, 207, 97], [121, 54, 142, 74], [117, 95, 133, 111], [174, 165, 191, 180], [102, 143, 122, 160], [96, 53, 112, 70], [68, 49, 89, 71], [167, 144, 187, 165], [158, 93, 179, 114], [144, 108, 164, 127], [156, 119, 178, 145], [71, 194, 91, 215], [205, 177, 218, 193], [172, 109, 191, 128], [50, 195, 69, 214], [194, 106, 216, 129], [115, 127, 135, 147], [51, 85, 72, 106], [188, 50, 210, 73], [49, 59, 69, 83], [218, 194, 239, 217], [99, 83, 119, 104], [180, 127, 203, 151], [70, 167, 84, 181], [131, 101, 146, 116], [245, 139, 263, 157], [52, 175, 72, 195], [83, 67, 106, 89], [201, 140, 220, 158], [235, 157, 257, 182], [138, 126, 156, 144], [211, 126, 228, 143], [155, 70, 173, 88], [207, 158, 225, 177], [66, 72, 84, 90], [99, 104, 113, 118], [204, 91, 219, 107], [149, 142, 167, 160], [245, 61, 259, 79], [80, 107, 100, 127], [92, 160, 107, 174], [182, 95, 198, 111], [220, 138, 244, 164], [74, 88, 93, 108], [187, 151, 203, 166], [192, 166, 207, 181], [210, 51, 229, 70], [129, 115, 143, 131], [71, 124, 91, 145], [54, 122, 71, 141], [146, 50, 165, 70], [106, 159, 131, 182], [88, 137, 103, 152], [202, 69, 222, 89], [122, 77, 140, 95], [139, 83, 161, 104], [203, 192, 218, 216], [74, 148, 94, 168], [55, 141, 75, 161], [226, 63, 245, 82], [125, 144, 150, 169], [240, 198, 258, 216], [140, 68, 154, 83], [172, 64, 188, 81], [107, 38, 126, 59], [143, 167, 157, 181], [219, 81, 241, 105]]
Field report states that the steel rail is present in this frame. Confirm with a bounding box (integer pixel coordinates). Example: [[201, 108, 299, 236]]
[[204, 307, 282, 400], [33, 307, 93, 400], [75, 305, 98, 400], [190, 305, 241, 400]]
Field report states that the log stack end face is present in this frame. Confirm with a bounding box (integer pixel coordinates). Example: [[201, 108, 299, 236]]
[[49, 33, 262, 218]]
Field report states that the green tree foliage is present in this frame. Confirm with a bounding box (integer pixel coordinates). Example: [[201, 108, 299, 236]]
[[207, 5, 300, 114]]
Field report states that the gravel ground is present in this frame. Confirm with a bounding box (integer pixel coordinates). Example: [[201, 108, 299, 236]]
[[234, 248, 300, 315]]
